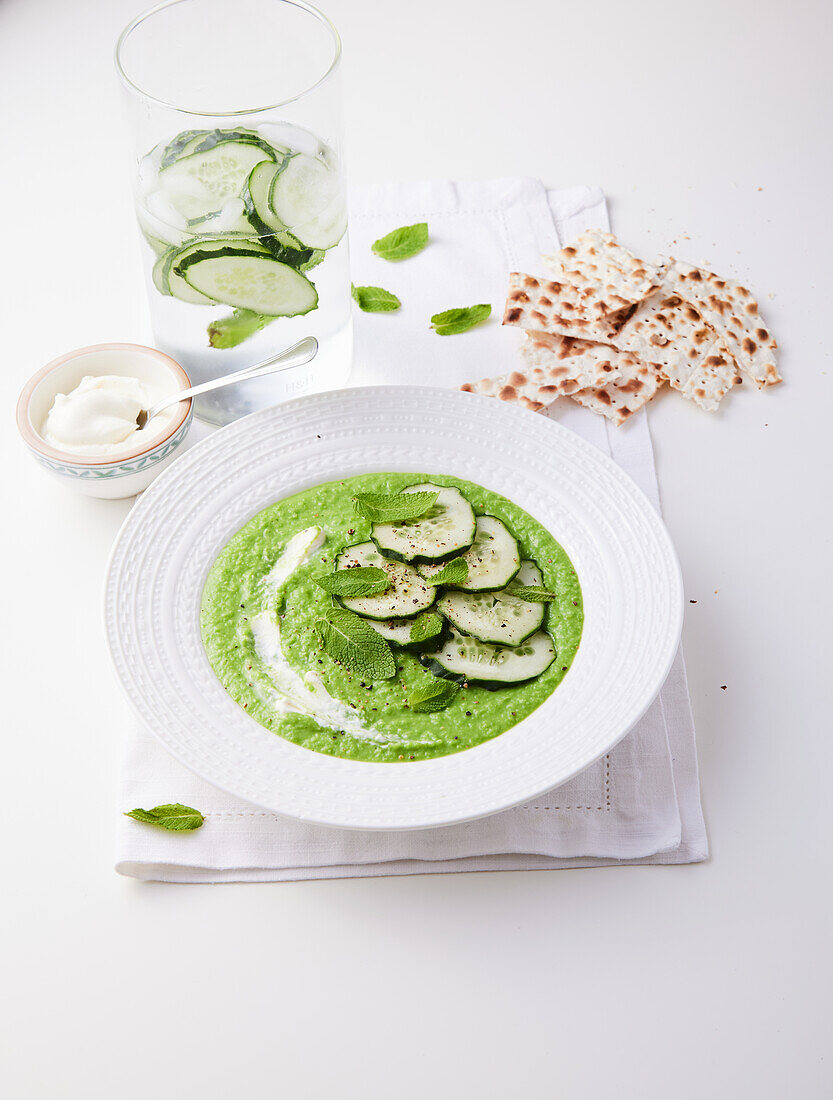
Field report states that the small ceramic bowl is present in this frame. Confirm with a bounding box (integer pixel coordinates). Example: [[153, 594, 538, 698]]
[[16, 342, 193, 500]]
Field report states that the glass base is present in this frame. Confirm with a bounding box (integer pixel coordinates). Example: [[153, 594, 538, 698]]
[[160, 320, 353, 428]]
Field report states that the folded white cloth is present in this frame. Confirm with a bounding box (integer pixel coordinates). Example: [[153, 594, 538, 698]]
[[116, 178, 707, 881]]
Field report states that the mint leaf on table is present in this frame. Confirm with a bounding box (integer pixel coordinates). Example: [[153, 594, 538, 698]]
[[371, 222, 429, 261], [508, 585, 558, 603], [208, 309, 275, 348], [351, 284, 401, 312], [409, 611, 444, 644], [424, 557, 469, 587], [124, 804, 205, 831], [315, 607, 397, 681], [353, 490, 438, 524], [408, 679, 459, 713], [430, 303, 491, 335], [315, 566, 389, 598]]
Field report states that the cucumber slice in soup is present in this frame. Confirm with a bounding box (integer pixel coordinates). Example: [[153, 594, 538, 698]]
[[437, 561, 545, 646], [418, 516, 521, 591], [269, 152, 347, 249], [366, 619, 443, 649], [180, 252, 318, 316], [334, 542, 436, 621], [371, 483, 476, 563], [158, 141, 273, 223], [421, 627, 556, 687]]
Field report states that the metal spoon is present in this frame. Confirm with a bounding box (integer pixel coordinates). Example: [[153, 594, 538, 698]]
[[135, 335, 318, 429]]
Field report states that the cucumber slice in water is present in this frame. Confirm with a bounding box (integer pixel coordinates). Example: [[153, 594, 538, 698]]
[[242, 166, 326, 267], [172, 236, 271, 267], [142, 229, 170, 256], [180, 251, 318, 316], [187, 196, 257, 237], [158, 141, 273, 223], [268, 152, 347, 249], [243, 159, 290, 235], [161, 127, 284, 169], [437, 561, 546, 646], [138, 194, 189, 248], [159, 128, 206, 168], [152, 247, 215, 305], [334, 542, 436, 621], [151, 251, 170, 296], [156, 237, 271, 306]]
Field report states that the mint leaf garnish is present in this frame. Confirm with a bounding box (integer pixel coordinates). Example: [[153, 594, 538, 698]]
[[316, 607, 397, 680], [508, 585, 558, 603], [353, 490, 438, 524], [125, 804, 204, 831], [300, 249, 326, 272], [430, 303, 491, 335], [409, 611, 444, 644], [409, 679, 459, 713], [351, 284, 401, 312], [208, 309, 275, 348], [424, 557, 469, 587], [371, 222, 429, 261], [315, 566, 388, 598]]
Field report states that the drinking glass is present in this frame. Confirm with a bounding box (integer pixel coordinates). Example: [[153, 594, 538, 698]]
[[116, 0, 351, 425]]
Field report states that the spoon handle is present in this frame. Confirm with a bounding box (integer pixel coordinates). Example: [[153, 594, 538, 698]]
[[145, 336, 319, 421]]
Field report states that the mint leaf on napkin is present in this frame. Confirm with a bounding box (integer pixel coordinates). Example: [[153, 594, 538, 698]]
[[353, 490, 438, 524], [125, 804, 205, 831], [316, 608, 397, 680], [315, 566, 389, 598], [508, 585, 558, 603], [430, 303, 491, 335], [351, 284, 401, 312], [372, 222, 429, 261], [409, 611, 444, 644], [424, 557, 469, 586], [409, 679, 459, 713]]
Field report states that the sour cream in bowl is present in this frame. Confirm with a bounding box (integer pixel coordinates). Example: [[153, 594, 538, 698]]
[[16, 343, 193, 499]]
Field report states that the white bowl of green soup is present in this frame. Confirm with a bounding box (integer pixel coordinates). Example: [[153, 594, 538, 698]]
[[105, 386, 683, 829]]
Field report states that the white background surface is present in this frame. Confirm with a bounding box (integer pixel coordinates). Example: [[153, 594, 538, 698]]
[[1, 0, 830, 1095]]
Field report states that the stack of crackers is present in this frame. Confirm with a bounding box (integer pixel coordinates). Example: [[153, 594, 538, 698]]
[[461, 230, 780, 425]]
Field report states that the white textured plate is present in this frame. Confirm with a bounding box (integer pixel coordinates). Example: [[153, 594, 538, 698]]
[[105, 386, 682, 830]]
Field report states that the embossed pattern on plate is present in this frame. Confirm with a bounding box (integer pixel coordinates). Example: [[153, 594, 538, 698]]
[[104, 387, 683, 830]]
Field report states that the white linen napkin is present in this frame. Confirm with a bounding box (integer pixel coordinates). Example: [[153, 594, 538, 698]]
[[115, 179, 707, 881]]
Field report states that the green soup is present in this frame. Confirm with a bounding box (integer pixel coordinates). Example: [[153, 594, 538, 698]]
[[200, 473, 582, 762]]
